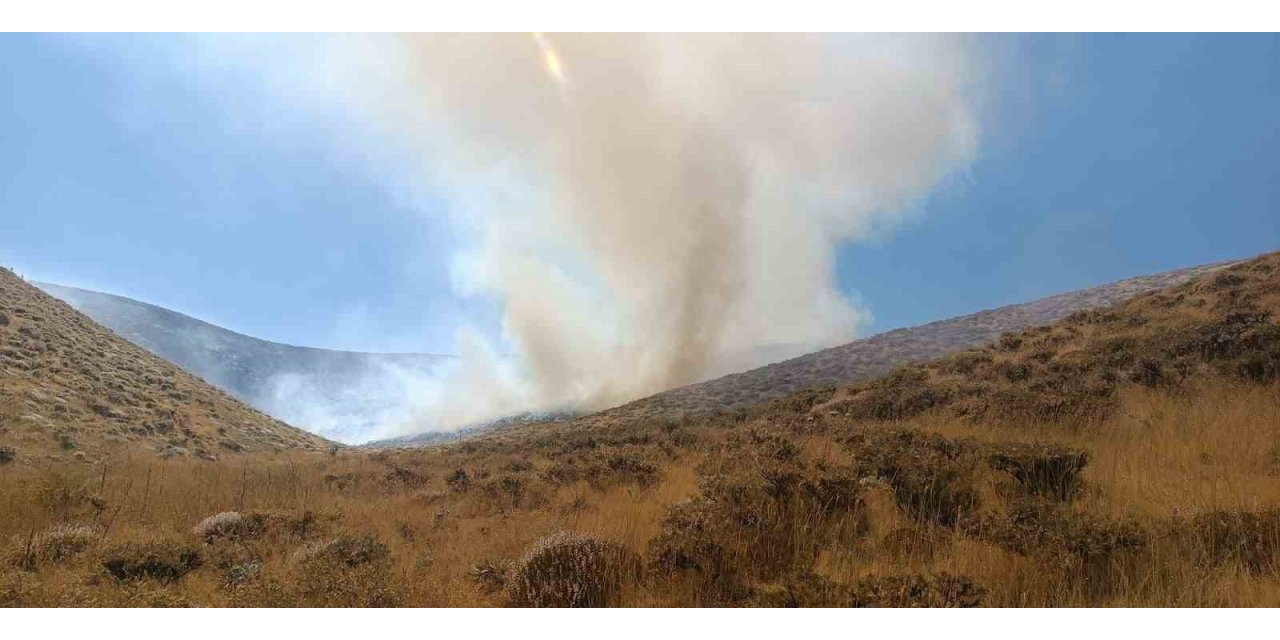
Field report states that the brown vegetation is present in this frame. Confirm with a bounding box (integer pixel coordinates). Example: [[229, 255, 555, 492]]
[[0, 267, 333, 463], [1, 251, 1278, 606]]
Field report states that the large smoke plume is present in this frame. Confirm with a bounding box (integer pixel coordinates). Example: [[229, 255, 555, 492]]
[[371, 34, 984, 435]]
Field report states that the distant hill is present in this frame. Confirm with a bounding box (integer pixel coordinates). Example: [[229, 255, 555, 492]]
[[36, 283, 451, 443], [0, 268, 334, 464]]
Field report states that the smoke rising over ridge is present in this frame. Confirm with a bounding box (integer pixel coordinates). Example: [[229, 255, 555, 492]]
[[87, 33, 986, 439], [372, 34, 985, 435]]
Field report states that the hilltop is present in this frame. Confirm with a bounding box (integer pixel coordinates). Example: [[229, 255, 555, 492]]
[[0, 268, 334, 465]]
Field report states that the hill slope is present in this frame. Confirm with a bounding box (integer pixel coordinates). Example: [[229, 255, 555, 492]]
[[0, 269, 334, 464], [3, 252, 1278, 607], [36, 283, 450, 442], [599, 259, 1232, 423]]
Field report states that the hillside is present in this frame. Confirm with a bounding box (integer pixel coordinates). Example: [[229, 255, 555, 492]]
[[36, 283, 450, 442], [599, 259, 1231, 422], [380, 258, 1230, 446], [0, 268, 334, 464], [4, 251, 1276, 607]]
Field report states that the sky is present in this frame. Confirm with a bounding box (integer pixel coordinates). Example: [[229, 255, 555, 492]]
[[2, 33, 1278, 354]]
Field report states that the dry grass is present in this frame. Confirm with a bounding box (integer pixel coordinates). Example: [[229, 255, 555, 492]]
[[0, 378, 1277, 607], [0, 267, 333, 464], [1, 252, 1278, 606]]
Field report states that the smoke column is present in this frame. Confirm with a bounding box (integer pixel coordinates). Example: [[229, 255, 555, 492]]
[[363, 34, 984, 435]]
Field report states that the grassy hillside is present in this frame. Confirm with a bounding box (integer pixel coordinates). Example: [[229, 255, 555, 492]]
[[1, 251, 1278, 606], [600, 259, 1229, 422], [37, 283, 451, 442], [0, 268, 334, 464]]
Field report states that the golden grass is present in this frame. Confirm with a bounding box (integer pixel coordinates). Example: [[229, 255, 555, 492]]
[[1, 378, 1278, 607]]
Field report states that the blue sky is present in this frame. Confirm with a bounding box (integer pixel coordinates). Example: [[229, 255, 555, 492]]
[[2, 33, 1278, 352]]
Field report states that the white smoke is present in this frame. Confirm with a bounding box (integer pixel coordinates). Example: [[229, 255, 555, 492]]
[[93, 34, 987, 440], [368, 34, 985, 435]]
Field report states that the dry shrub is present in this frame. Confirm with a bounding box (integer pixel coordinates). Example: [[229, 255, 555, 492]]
[[968, 500, 1144, 596], [646, 499, 746, 603], [833, 367, 950, 421], [278, 535, 400, 607], [299, 535, 388, 568], [446, 468, 471, 492], [645, 442, 865, 604], [750, 572, 984, 607], [846, 428, 979, 527], [101, 541, 202, 582], [606, 453, 661, 487], [1182, 510, 1280, 573], [10, 523, 99, 569], [469, 559, 507, 595], [34, 524, 97, 563], [848, 573, 985, 607], [381, 465, 430, 490], [985, 442, 1090, 501], [506, 531, 640, 607], [192, 511, 267, 544]]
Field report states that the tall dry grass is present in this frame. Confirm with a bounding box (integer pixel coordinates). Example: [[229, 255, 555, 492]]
[[2, 377, 1279, 606]]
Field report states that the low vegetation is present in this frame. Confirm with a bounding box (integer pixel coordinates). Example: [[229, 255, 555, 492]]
[[0, 252, 1278, 606]]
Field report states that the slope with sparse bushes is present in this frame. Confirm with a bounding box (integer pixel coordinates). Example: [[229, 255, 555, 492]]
[[0, 267, 334, 465], [2, 251, 1278, 607]]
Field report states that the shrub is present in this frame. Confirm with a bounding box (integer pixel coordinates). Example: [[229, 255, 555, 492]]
[[506, 531, 640, 607], [299, 535, 389, 568], [101, 542, 202, 582], [848, 573, 986, 607], [1183, 510, 1280, 573], [470, 559, 507, 595], [222, 560, 262, 587], [0, 446, 14, 465], [382, 465, 430, 490], [446, 468, 471, 492], [34, 524, 97, 563], [747, 572, 846, 607], [752, 572, 985, 607], [968, 500, 1145, 579], [605, 454, 660, 487], [647, 500, 742, 601], [287, 535, 399, 607], [985, 442, 1090, 500], [192, 511, 267, 544], [846, 429, 979, 526]]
